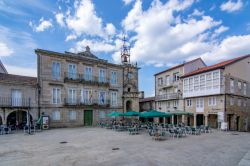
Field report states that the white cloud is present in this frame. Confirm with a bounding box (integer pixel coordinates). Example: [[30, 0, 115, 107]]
[[117, 0, 222, 66], [30, 18, 53, 32], [190, 9, 204, 17], [201, 35, 250, 63], [65, 34, 77, 41], [105, 23, 116, 36], [220, 0, 243, 13], [69, 39, 116, 53], [55, 13, 65, 27], [214, 25, 229, 34], [0, 42, 14, 57], [123, 0, 135, 5], [65, 0, 105, 37], [4, 64, 37, 77]]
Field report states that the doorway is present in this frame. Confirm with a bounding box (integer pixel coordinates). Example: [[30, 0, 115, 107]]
[[197, 114, 204, 126], [84, 110, 93, 126], [126, 100, 132, 111], [236, 116, 240, 131]]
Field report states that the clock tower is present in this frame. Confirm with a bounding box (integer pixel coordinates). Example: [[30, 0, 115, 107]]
[[121, 36, 140, 113]]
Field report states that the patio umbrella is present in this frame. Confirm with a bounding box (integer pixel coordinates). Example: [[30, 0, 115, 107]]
[[139, 110, 172, 118], [107, 111, 123, 117], [123, 110, 140, 116]]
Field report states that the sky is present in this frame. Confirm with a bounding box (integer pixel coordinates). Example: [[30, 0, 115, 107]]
[[0, 0, 250, 97]]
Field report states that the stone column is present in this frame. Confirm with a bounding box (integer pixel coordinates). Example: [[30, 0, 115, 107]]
[[171, 115, 174, 124], [205, 114, 208, 126], [182, 115, 185, 124], [193, 114, 197, 128], [163, 117, 166, 124]]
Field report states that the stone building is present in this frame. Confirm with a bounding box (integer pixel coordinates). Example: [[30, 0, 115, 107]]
[[154, 58, 206, 124], [0, 62, 38, 127], [182, 55, 250, 131], [35, 45, 139, 127], [139, 96, 155, 112]]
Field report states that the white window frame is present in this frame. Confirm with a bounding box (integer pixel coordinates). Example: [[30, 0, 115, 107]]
[[52, 61, 60, 80], [230, 79, 234, 93], [186, 99, 192, 107], [230, 97, 234, 106], [68, 88, 77, 104], [208, 97, 216, 106], [238, 81, 242, 90], [52, 110, 60, 120], [52, 88, 61, 104], [84, 66, 92, 81], [238, 98, 241, 107], [69, 110, 77, 120], [81, 89, 92, 104], [68, 63, 77, 79], [196, 98, 204, 108], [110, 71, 117, 85], [243, 83, 247, 95], [99, 69, 106, 83], [111, 91, 117, 106]]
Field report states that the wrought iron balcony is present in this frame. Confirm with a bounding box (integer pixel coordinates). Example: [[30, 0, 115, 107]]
[[64, 98, 110, 107], [64, 72, 110, 87], [155, 93, 180, 101], [0, 97, 31, 108]]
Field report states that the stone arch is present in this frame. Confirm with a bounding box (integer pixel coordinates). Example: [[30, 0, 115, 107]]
[[126, 100, 132, 111], [6, 109, 33, 128]]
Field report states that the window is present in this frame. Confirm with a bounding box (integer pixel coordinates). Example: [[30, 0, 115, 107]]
[[52, 88, 61, 104], [84, 66, 92, 81], [52, 110, 60, 120], [244, 100, 247, 107], [230, 97, 234, 106], [111, 71, 117, 85], [81, 89, 92, 104], [173, 100, 178, 107], [68, 89, 76, 104], [230, 79, 234, 93], [206, 73, 212, 90], [68, 64, 77, 79], [189, 78, 194, 92], [194, 76, 199, 91], [208, 97, 216, 106], [158, 77, 163, 86], [11, 90, 22, 106], [184, 79, 188, 93], [167, 101, 170, 108], [158, 102, 162, 108], [186, 99, 192, 107], [111, 91, 117, 106], [238, 81, 242, 90], [99, 91, 106, 105], [69, 110, 77, 120], [200, 75, 205, 90], [52, 61, 60, 80], [196, 98, 204, 108], [243, 83, 247, 95], [165, 75, 170, 85], [213, 71, 219, 89], [173, 72, 179, 82], [238, 98, 241, 106], [99, 69, 106, 83]]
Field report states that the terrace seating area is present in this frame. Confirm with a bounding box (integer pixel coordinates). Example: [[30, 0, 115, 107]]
[[98, 119, 212, 141]]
